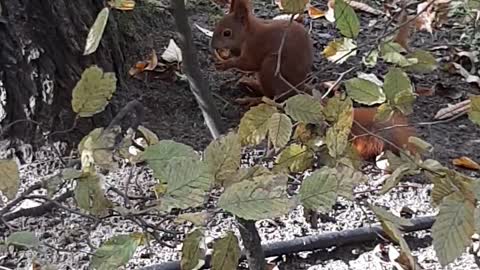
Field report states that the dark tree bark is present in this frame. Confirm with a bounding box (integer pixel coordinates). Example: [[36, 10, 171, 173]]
[[0, 0, 126, 153]]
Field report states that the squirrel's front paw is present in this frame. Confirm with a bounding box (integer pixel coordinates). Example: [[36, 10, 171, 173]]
[[214, 59, 233, 71]]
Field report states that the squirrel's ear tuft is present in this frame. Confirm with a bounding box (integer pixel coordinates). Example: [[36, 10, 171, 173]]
[[232, 0, 250, 25]]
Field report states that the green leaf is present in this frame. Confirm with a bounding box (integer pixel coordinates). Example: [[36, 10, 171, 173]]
[[430, 170, 476, 206], [334, 0, 360, 39], [74, 173, 112, 216], [0, 159, 19, 200], [204, 132, 241, 186], [274, 143, 314, 173], [299, 167, 338, 212], [380, 42, 416, 67], [91, 233, 144, 270], [238, 104, 277, 146], [181, 229, 206, 270], [408, 136, 433, 154], [72, 66, 117, 117], [383, 67, 413, 102], [284, 94, 323, 124], [393, 90, 415, 115], [156, 158, 213, 212], [218, 174, 292, 220], [374, 103, 394, 122], [335, 165, 368, 200], [84, 7, 110, 55], [432, 192, 475, 266], [143, 140, 199, 181], [6, 231, 40, 249], [379, 164, 412, 195], [280, 0, 308, 13], [268, 113, 293, 150], [370, 204, 414, 227], [345, 77, 386, 105], [212, 232, 241, 270], [405, 50, 438, 73], [322, 38, 357, 64], [468, 95, 480, 126]]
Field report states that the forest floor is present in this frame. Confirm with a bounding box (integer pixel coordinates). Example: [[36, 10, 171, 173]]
[[4, 0, 480, 269]]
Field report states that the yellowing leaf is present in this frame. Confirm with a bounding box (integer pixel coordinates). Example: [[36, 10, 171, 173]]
[[268, 113, 293, 150], [284, 94, 323, 124], [432, 192, 475, 266], [204, 132, 241, 186], [175, 212, 211, 226], [405, 50, 437, 73], [91, 234, 144, 270], [299, 167, 338, 212], [238, 104, 277, 146], [344, 77, 386, 105], [78, 127, 119, 171], [128, 49, 158, 77], [84, 7, 110, 55], [325, 98, 353, 158], [71, 66, 117, 117], [280, 0, 309, 13], [218, 174, 292, 220], [322, 38, 357, 64], [74, 173, 112, 216], [308, 5, 326, 19], [274, 143, 314, 173], [334, 0, 360, 38], [0, 159, 19, 200], [468, 95, 480, 126], [212, 232, 241, 270], [161, 39, 182, 63]]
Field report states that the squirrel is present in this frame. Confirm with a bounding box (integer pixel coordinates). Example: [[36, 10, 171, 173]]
[[210, 0, 417, 160], [210, 0, 313, 104]]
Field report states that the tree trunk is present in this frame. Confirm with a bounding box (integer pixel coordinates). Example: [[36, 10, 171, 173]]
[[0, 0, 126, 155]]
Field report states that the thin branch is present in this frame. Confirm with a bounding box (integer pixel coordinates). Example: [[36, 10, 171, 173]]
[[320, 67, 356, 100]]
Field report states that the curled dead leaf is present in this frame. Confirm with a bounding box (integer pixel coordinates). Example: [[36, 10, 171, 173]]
[[434, 99, 471, 120], [128, 49, 158, 77], [452, 156, 480, 170], [307, 5, 326, 19]]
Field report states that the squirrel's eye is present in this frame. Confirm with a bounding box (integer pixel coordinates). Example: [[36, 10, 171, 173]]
[[223, 29, 232, 37]]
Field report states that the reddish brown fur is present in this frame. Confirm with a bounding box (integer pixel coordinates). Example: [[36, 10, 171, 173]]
[[211, 0, 416, 160], [210, 0, 313, 98], [351, 107, 416, 161]]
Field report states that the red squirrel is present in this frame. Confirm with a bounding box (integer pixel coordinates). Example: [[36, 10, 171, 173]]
[[210, 0, 416, 160]]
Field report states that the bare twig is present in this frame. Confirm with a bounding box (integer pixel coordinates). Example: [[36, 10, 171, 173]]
[[320, 67, 356, 100]]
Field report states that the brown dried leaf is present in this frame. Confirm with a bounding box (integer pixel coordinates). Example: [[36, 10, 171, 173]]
[[415, 86, 435, 96], [348, 0, 383, 15], [128, 50, 158, 76], [452, 156, 480, 170], [415, 1, 436, 33], [308, 5, 326, 19]]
